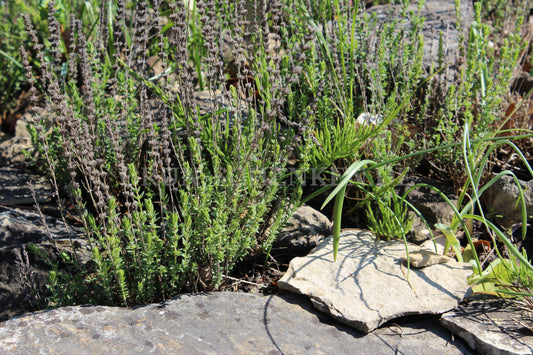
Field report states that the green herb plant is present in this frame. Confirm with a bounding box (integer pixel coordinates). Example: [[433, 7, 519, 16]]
[[290, 0, 427, 174], [417, 0, 525, 190], [0, 0, 104, 117], [25, 0, 311, 307]]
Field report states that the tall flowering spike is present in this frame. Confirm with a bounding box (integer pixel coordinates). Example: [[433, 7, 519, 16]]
[[22, 13, 47, 91], [169, 0, 189, 71], [98, 0, 109, 60], [131, 1, 149, 75], [68, 18, 81, 84], [199, 0, 223, 89], [22, 14, 41, 52], [153, 1, 169, 84], [47, 0, 63, 73], [20, 46, 38, 108], [110, 0, 126, 86], [77, 30, 96, 126], [235, 0, 249, 78]]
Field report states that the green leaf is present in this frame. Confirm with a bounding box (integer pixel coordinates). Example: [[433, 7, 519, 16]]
[[435, 223, 463, 262], [321, 159, 375, 210]]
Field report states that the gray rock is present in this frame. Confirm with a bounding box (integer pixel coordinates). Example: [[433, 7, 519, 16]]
[[397, 176, 458, 243], [512, 71, 533, 96], [420, 234, 447, 254], [482, 174, 533, 228], [0, 135, 32, 167], [0, 291, 472, 354], [368, 0, 473, 81], [0, 131, 10, 145], [166, 90, 251, 131], [273, 204, 332, 255], [0, 106, 54, 167], [0, 205, 89, 322], [441, 296, 533, 355], [278, 229, 473, 333], [193, 90, 234, 117], [0, 167, 52, 205], [0, 205, 83, 248]]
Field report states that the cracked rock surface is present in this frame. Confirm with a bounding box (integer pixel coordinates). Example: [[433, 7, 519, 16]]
[[441, 296, 533, 355], [278, 229, 473, 333], [0, 291, 472, 354]]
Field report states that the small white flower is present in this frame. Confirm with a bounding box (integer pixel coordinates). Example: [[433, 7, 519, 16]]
[[356, 112, 383, 126]]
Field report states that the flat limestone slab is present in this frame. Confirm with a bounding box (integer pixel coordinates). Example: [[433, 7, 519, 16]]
[[0, 292, 472, 354], [441, 297, 533, 355], [278, 229, 473, 333], [0, 167, 51, 205]]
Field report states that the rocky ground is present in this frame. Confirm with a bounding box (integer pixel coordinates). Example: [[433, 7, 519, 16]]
[[3, 0, 533, 353], [1, 292, 473, 354]]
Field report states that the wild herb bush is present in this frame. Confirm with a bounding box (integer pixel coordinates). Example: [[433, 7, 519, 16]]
[[281, 0, 430, 235], [0, 1, 29, 115], [24, 0, 312, 307], [0, 0, 108, 120], [287, 0, 426, 172], [0, 0, 55, 115], [413, 0, 526, 188], [298, 0, 531, 262], [315, 0, 528, 235]]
